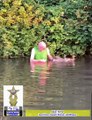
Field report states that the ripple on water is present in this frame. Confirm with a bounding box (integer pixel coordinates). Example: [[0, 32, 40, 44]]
[[0, 58, 92, 114]]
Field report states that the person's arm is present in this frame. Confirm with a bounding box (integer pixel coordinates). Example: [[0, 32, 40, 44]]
[[30, 48, 35, 62], [46, 48, 53, 61]]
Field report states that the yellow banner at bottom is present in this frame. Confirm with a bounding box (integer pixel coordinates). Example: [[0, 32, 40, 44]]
[[25, 110, 90, 117]]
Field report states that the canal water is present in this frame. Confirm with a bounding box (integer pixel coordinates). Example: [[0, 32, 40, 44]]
[[0, 57, 92, 120]]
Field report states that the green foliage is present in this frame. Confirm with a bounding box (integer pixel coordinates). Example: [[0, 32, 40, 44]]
[[0, 0, 92, 58], [34, 0, 61, 6]]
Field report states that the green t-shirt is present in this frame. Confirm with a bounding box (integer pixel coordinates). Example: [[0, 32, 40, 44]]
[[34, 46, 48, 60]]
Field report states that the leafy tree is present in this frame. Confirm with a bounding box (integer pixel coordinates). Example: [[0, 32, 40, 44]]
[[0, 0, 92, 58]]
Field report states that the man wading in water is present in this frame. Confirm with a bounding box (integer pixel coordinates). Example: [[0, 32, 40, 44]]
[[30, 41, 75, 63], [30, 41, 53, 63]]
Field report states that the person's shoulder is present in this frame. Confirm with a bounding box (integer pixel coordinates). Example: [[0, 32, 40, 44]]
[[46, 47, 49, 50], [46, 47, 50, 51], [46, 48, 51, 54], [31, 47, 35, 53], [31, 48, 34, 51], [32, 46, 38, 50]]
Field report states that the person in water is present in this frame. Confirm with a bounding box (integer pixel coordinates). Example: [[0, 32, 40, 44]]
[[30, 41, 53, 63], [30, 41, 75, 64]]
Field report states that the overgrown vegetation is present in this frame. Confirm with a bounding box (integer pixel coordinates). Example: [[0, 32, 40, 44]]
[[0, 0, 92, 58]]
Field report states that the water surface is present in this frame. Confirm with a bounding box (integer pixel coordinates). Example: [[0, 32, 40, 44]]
[[0, 58, 92, 116]]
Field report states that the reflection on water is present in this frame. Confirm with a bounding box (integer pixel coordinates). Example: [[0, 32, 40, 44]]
[[0, 58, 92, 115], [28, 61, 63, 109]]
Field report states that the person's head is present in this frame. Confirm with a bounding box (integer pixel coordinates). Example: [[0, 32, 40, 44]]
[[38, 41, 46, 51]]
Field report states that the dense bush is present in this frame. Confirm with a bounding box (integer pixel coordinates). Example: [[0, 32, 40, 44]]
[[0, 0, 92, 58]]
